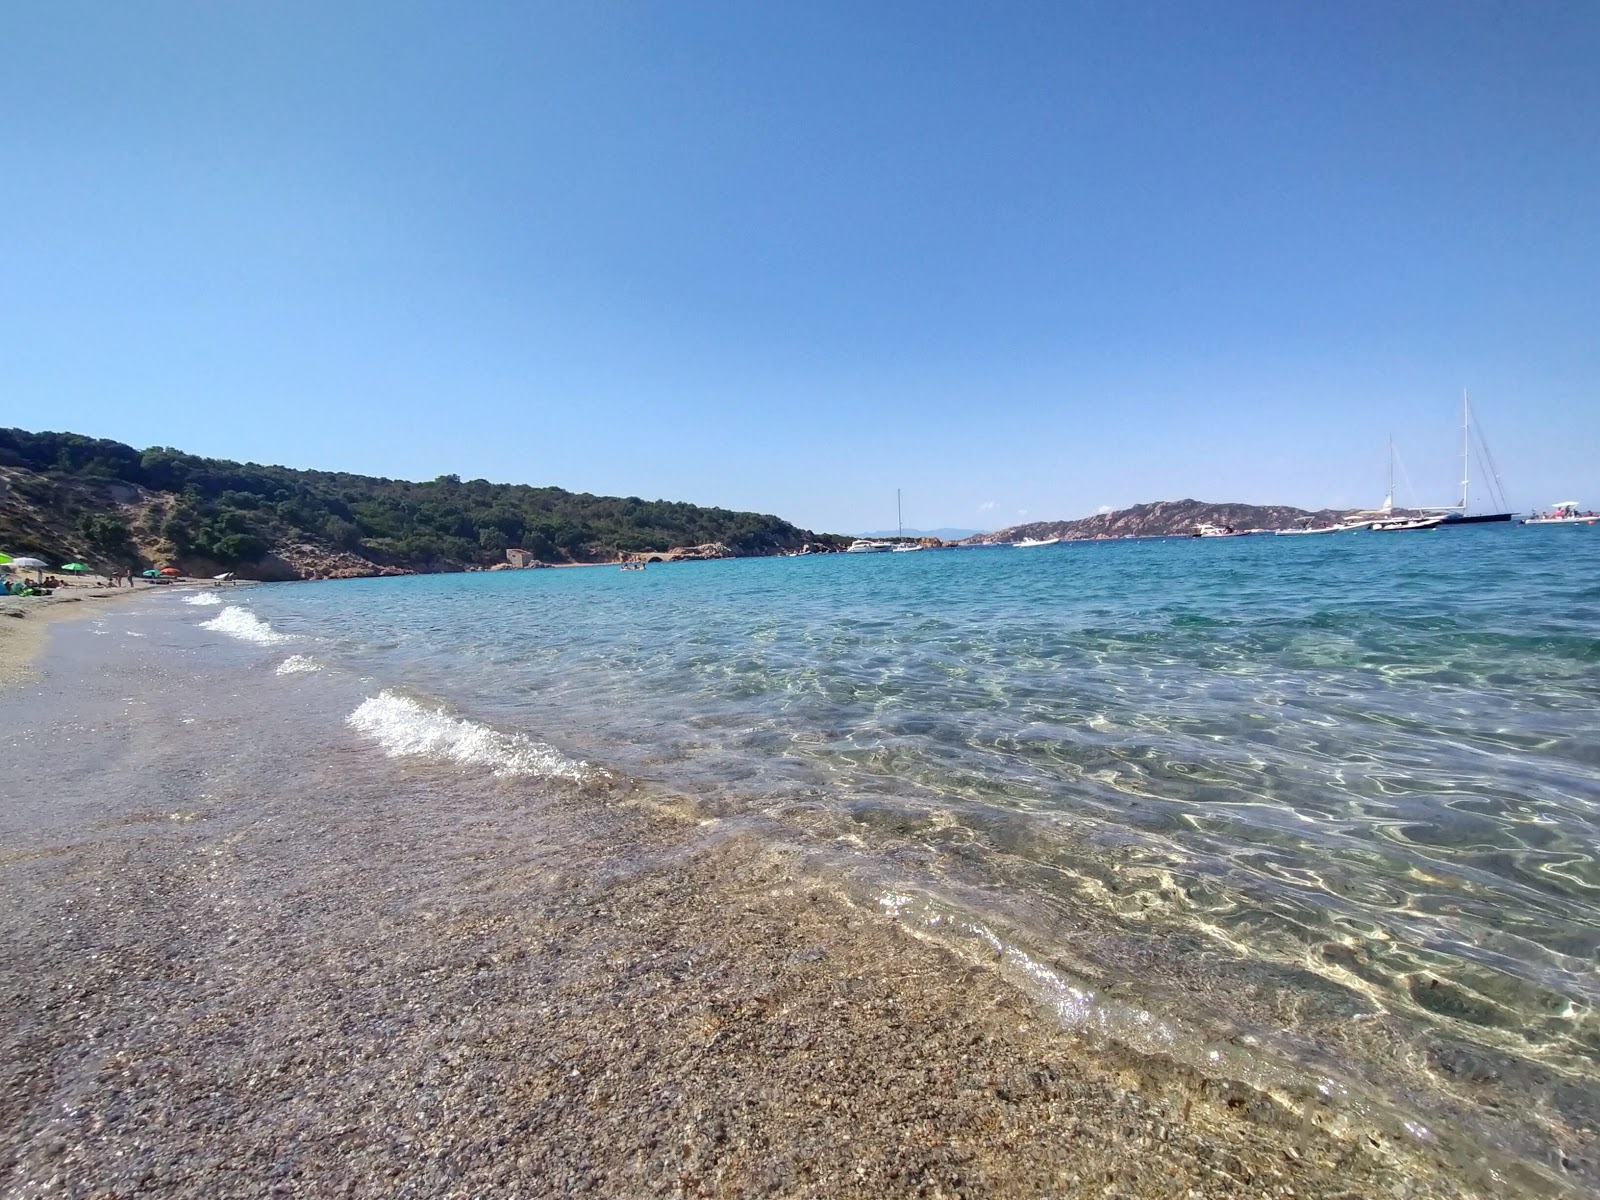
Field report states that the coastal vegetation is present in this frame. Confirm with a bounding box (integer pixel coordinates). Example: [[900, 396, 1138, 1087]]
[[0, 428, 837, 577]]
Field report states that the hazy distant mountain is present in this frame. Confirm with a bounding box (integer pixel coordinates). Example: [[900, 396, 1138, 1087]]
[[859, 527, 986, 540]]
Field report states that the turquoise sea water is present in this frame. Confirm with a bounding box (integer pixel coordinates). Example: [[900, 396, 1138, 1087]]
[[226, 526, 1599, 1185]]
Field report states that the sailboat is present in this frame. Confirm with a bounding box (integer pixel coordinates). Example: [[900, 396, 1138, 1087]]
[[1337, 438, 1401, 531], [1425, 391, 1514, 525], [1363, 437, 1411, 530], [891, 489, 925, 551]]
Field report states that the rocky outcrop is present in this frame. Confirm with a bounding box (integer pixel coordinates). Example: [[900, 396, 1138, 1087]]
[[255, 544, 413, 581], [628, 542, 736, 564]]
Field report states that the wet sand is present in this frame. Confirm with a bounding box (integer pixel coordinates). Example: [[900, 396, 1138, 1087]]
[[0, 586, 145, 690], [0, 611, 1524, 1198]]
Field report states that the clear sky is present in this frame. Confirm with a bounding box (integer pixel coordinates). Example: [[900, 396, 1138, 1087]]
[[4, 2, 1596, 533]]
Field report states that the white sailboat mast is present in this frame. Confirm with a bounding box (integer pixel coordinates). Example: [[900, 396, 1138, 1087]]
[[1384, 436, 1394, 513], [1460, 389, 1471, 513], [897, 489, 903, 538]]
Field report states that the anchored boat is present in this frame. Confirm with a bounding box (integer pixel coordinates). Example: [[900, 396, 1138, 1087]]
[[1371, 517, 1443, 532], [1522, 502, 1598, 527], [1424, 391, 1514, 525]]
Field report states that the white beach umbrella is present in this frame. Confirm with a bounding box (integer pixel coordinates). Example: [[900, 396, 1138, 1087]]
[[5, 556, 49, 584]]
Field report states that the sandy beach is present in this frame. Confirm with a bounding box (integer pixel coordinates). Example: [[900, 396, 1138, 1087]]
[[0, 604, 1527, 1198]]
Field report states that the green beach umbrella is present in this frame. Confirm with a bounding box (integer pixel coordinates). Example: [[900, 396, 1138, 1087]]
[[142, 569, 161, 577], [61, 562, 89, 573], [0, 552, 11, 565]]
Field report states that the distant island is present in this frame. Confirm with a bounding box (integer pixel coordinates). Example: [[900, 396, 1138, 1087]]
[[967, 498, 1401, 544], [0, 428, 844, 580]]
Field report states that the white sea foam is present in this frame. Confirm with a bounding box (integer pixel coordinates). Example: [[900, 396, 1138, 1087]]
[[200, 606, 292, 645], [275, 654, 324, 676], [346, 691, 593, 781], [181, 593, 224, 606]]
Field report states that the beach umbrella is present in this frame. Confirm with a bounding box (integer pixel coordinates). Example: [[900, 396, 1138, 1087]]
[[160, 567, 182, 576], [142, 569, 161, 577], [212, 572, 235, 581], [0, 552, 10, 565], [60, 562, 89, 573], [6, 556, 48, 583]]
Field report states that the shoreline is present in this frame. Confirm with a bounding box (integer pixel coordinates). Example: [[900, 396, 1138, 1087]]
[[0, 607, 1534, 1197], [0, 581, 256, 690], [0, 584, 149, 690]]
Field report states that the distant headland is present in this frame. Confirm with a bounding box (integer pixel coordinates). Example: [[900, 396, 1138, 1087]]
[[0, 428, 844, 581]]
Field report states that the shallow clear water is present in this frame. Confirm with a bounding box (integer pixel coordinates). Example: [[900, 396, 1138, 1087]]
[[217, 526, 1599, 1183]]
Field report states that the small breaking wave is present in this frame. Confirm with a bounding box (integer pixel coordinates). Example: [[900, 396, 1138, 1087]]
[[346, 691, 595, 781], [275, 654, 325, 675], [200, 606, 292, 645], [181, 593, 224, 606]]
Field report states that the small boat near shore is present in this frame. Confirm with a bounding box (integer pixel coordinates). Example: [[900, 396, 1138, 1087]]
[[845, 539, 894, 553], [1193, 523, 1245, 538], [1012, 536, 1060, 548], [1522, 502, 1598, 526]]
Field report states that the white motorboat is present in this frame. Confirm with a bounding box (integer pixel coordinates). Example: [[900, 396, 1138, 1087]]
[[1012, 536, 1060, 548], [1522, 502, 1598, 527], [845, 539, 894, 553], [1276, 525, 1342, 535], [1371, 517, 1443, 532], [892, 543, 926, 552], [1193, 523, 1244, 537]]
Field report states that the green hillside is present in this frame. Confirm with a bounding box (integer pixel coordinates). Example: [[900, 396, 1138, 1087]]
[[0, 428, 839, 577]]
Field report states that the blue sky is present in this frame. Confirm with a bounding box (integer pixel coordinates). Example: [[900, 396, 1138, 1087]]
[[4, 2, 1596, 533]]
